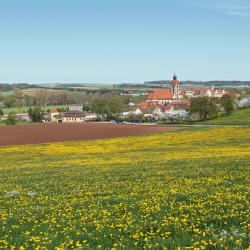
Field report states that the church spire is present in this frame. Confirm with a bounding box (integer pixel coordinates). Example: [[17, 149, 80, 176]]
[[171, 73, 180, 99]]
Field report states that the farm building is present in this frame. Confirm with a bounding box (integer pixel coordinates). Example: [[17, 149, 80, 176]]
[[69, 105, 83, 112], [62, 111, 85, 123], [50, 108, 60, 122]]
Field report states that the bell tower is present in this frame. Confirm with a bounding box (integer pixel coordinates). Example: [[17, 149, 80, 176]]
[[171, 73, 180, 99]]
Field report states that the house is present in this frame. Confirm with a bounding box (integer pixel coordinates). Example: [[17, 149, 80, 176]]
[[84, 112, 97, 121], [205, 87, 227, 98], [134, 108, 144, 116], [69, 105, 83, 112], [0, 114, 7, 121], [135, 108, 153, 118], [50, 108, 60, 122], [172, 99, 191, 110], [128, 102, 136, 107], [122, 107, 153, 119], [17, 113, 31, 122], [152, 107, 165, 120], [62, 111, 85, 123]]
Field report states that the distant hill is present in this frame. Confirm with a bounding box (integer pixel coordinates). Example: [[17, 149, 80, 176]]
[[0, 83, 14, 92], [144, 80, 250, 88], [0, 83, 43, 92]]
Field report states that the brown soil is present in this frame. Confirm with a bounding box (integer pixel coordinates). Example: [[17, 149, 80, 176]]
[[0, 123, 179, 146]]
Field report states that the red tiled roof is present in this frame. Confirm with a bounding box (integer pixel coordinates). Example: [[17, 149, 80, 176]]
[[172, 100, 191, 105], [148, 89, 173, 100], [50, 108, 58, 113], [139, 107, 155, 114], [160, 105, 173, 111], [210, 89, 226, 94]]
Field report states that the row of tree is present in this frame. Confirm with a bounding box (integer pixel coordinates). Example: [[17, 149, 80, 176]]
[[0, 95, 125, 124], [190, 94, 235, 121], [0, 88, 138, 111], [0, 89, 88, 109]]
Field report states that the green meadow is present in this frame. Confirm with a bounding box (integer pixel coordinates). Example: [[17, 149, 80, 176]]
[[0, 126, 249, 249]]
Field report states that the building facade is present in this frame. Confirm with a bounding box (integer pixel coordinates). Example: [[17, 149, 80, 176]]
[[62, 111, 85, 123], [69, 105, 83, 112]]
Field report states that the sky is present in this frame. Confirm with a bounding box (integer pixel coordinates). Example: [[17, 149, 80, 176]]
[[0, 0, 250, 83]]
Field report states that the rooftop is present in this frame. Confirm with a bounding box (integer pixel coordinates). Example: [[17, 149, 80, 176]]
[[148, 89, 173, 100]]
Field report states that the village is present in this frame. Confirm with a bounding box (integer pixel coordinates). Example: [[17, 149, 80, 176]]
[[1, 0, 250, 248], [0, 74, 239, 124]]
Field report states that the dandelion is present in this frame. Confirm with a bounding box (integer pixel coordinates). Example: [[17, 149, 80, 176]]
[[0, 126, 249, 249]]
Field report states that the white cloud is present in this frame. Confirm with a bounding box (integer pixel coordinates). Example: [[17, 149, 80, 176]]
[[226, 11, 250, 16], [174, 0, 250, 16]]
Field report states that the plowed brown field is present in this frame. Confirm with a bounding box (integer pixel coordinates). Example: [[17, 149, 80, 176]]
[[0, 123, 178, 146]]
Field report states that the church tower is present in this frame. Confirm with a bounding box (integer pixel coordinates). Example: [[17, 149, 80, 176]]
[[171, 73, 180, 99]]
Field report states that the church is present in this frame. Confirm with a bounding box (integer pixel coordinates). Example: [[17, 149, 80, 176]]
[[145, 74, 228, 106], [146, 74, 187, 105]]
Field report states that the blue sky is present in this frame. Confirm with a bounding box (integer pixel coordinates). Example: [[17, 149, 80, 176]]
[[0, 0, 249, 83]]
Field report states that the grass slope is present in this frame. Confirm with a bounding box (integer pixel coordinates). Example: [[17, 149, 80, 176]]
[[0, 127, 249, 249], [200, 108, 250, 125], [2, 105, 68, 115]]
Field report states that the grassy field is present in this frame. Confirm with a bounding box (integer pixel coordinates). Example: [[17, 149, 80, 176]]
[[2, 105, 68, 115], [0, 127, 249, 249], [0, 121, 33, 127], [200, 108, 250, 125]]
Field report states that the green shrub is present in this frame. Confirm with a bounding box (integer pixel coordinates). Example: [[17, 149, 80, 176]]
[[6, 112, 17, 125]]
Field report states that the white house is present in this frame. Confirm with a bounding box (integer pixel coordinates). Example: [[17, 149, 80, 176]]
[[152, 107, 165, 120], [134, 108, 143, 116], [69, 105, 83, 112], [17, 113, 31, 122], [84, 112, 97, 121], [62, 111, 85, 123], [205, 87, 227, 98]]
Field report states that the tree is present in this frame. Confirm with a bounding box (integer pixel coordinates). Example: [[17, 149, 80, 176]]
[[91, 99, 109, 118], [3, 97, 16, 108], [34, 89, 50, 108], [107, 96, 123, 120], [0, 93, 4, 102], [238, 97, 250, 108], [24, 95, 34, 107], [6, 112, 17, 125], [127, 113, 144, 123], [14, 89, 24, 110], [190, 96, 218, 121], [221, 94, 234, 115], [91, 96, 123, 120], [0, 108, 3, 116], [82, 104, 91, 112], [28, 107, 44, 122]]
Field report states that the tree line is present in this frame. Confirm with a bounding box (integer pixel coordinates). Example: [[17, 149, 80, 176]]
[[189, 94, 235, 121]]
